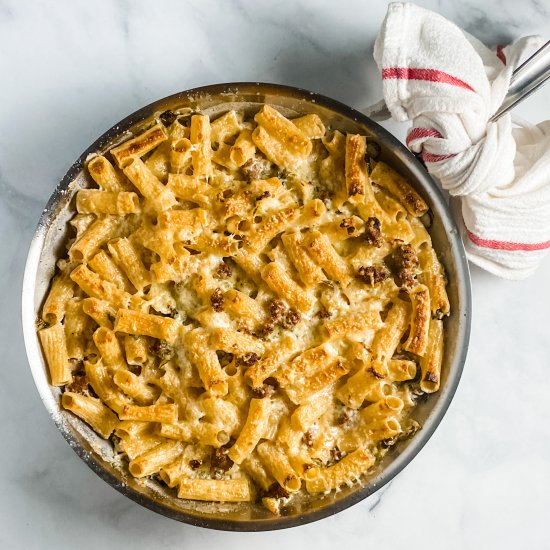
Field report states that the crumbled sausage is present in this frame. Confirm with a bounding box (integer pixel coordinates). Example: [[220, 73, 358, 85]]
[[216, 261, 232, 278], [340, 217, 356, 235], [211, 445, 234, 474], [159, 110, 178, 126], [257, 321, 275, 339], [210, 288, 225, 312], [251, 385, 267, 398], [237, 352, 260, 367], [392, 243, 419, 288], [357, 265, 390, 286], [364, 217, 383, 247], [267, 299, 300, 330], [242, 156, 273, 181], [280, 309, 301, 329], [189, 459, 203, 469], [150, 340, 174, 361], [304, 431, 315, 447], [66, 370, 88, 394], [252, 377, 279, 398], [251, 380, 277, 399], [335, 406, 357, 426], [264, 482, 290, 500], [268, 298, 287, 322]]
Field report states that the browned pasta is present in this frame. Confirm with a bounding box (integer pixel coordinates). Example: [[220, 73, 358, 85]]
[[88, 250, 134, 293], [281, 232, 326, 286], [230, 129, 256, 166], [178, 478, 252, 502], [209, 327, 264, 356], [69, 216, 119, 262], [124, 334, 149, 365], [107, 238, 151, 291], [247, 206, 300, 252], [245, 336, 298, 388], [228, 398, 271, 464], [345, 134, 369, 199], [185, 329, 229, 396], [129, 441, 184, 477], [322, 310, 383, 340], [288, 358, 350, 403], [306, 448, 374, 493], [170, 138, 193, 174], [81, 297, 116, 328], [303, 230, 352, 285], [420, 319, 444, 393], [76, 190, 139, 215], [39, 323, 71, 386], [114, 309, 180, 342], [256, 441, 301, 493], [190, 114, 213, 177], [120, 404, 178, 424], [261, 262, 314, 313], [41, 271, 74, 325], [93, 327, 125, 367], [39, 105, 449, 515], [403, 285, 431, 356], [111, 123, 168, 168], [370, 161, 428, 217], [64, 299, 94, 360], [123, 158, 177, 211], [87, 156, 128, 191], [62, 392, 119, 438], [70, 264, 131, 309]]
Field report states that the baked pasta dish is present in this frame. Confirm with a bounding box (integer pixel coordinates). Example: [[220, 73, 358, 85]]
[[37, 104, 449, 514]]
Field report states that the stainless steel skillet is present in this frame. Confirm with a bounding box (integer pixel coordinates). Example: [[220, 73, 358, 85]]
[[22, 82, 471, 531]]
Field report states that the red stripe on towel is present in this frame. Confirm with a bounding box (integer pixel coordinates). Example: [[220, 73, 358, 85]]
[[496, 45, 507, 65], [422, 151, 457, 162], [381, 67, 475, 92], [467, 230, 550, 251], [406, 127, 443, 147]]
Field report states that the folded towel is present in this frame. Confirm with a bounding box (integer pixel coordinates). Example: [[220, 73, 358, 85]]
[[369, 2, 549, 279]]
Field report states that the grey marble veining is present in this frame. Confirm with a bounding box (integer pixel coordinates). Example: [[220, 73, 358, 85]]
[[1, 1, 549, 548]]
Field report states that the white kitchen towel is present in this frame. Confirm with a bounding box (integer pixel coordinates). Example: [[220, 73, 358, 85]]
[[369, 2, 550, 279]]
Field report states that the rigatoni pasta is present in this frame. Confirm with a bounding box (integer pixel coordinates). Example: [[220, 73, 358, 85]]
[[38, 104, 449, 515]]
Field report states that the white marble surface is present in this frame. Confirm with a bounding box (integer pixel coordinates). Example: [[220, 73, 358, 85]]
[[2, 0, 550, 548]]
